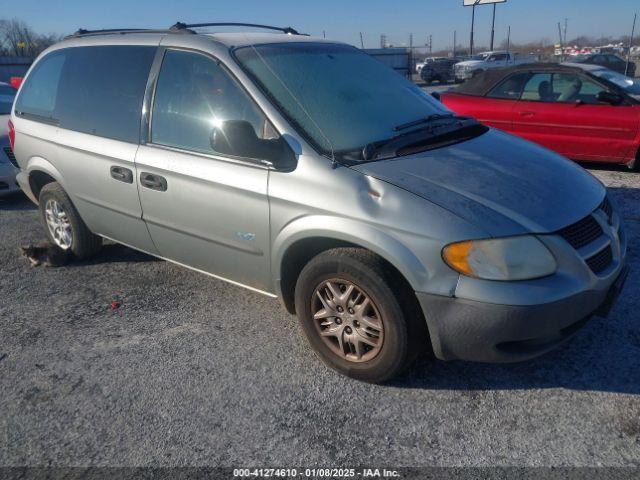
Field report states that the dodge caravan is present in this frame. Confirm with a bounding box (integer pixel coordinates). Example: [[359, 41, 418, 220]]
[[9, 23, 628, 382]]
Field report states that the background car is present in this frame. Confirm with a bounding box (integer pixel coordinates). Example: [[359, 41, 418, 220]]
[[440, 64, 640, 168], [571, 53, 636, 77], [453, 51, 531, 82], [420, 58, 457, 84], [0, 82, 19, 197], [563, 62, 640, 100]]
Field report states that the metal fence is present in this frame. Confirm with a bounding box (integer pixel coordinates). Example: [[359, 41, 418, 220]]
[[363, 48, 413, 78]]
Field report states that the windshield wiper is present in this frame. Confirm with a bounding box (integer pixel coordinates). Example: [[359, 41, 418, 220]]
[[360, 117, 486, 161], [393, 113, 455, 132]]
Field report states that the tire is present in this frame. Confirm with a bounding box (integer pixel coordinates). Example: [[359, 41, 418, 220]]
[[294, 248, 427, 383], [632, 147, 640, 172], [39, 182, 102, 259]]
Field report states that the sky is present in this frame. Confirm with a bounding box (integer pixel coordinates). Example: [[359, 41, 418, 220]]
[[3, 0, 639, 51]]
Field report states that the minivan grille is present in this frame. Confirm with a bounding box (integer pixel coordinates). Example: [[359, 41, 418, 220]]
[[2, 147, 18, 168], [586, 246, 613, 275], [600, 196, 613, 224], [557, 215, 604, 250]]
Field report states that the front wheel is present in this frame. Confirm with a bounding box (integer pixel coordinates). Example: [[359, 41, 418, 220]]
[[294, 248, 426, 383], [39, 182, 102, 259]]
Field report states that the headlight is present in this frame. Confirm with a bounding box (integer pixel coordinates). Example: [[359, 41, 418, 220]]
[[442, 236, 556, 281]]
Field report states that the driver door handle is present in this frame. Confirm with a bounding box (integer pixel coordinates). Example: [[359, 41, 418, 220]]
[[140, 172, 168, 192]]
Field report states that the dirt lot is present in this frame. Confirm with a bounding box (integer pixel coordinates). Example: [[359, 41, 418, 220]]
[[0, 166, 639, 468]]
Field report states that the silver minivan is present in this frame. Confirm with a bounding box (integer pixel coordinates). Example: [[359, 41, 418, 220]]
[[9, 24, 628, 382]]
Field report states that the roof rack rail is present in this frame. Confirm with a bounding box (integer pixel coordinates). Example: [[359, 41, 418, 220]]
[[170, 22, 303, 35], [65, 22, 304, 40], [65, 27, 195, 39]]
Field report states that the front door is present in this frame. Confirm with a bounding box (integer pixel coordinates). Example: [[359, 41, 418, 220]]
[[135, 48, 276, 292], [511, 72, 570, 156]]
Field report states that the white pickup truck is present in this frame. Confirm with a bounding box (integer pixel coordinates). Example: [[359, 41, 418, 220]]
[[453, 51, 532, 82]]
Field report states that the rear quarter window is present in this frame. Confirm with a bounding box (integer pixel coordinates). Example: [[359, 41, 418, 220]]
[[15, 51, 65, 120]]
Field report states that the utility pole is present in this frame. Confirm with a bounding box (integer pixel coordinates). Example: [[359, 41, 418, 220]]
[[470, 0, 478, 55], [323, 30, 326, 39], [558, 22, 565, 61], [490, 3, 497, 51], [429, 34, 433, 54], [506, 25, 511, 55], [410, 32, 413, 50], [626, 13, 637, 76], [563, 18, 568, 50], [453, 30, 457, 58], [359, 32, 365, 49]]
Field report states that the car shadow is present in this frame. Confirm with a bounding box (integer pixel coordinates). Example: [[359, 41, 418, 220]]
[[0, 192, 36, 211], [583, 161, 637, 173], [70, 243, 158, 266], [392, 323, 640, 394]]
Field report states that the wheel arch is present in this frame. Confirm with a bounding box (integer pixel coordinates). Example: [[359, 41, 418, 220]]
[[26, 157, 66, 201], [272, 216, 429, 315]]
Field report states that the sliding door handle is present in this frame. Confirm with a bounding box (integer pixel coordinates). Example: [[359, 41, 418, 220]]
[[110, 166, 133, 184]]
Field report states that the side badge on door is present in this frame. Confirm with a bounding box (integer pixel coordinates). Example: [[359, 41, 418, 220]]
[[236, 232, 256, 241]]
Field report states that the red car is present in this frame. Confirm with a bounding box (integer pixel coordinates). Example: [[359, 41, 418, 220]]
[[440, 63, 640, 168]]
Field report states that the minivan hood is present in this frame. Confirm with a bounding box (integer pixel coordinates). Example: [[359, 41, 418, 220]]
[[351, 129, 605, 236]]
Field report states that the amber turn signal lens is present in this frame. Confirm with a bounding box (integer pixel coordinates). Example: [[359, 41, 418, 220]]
[[442, 240, 475, 277]]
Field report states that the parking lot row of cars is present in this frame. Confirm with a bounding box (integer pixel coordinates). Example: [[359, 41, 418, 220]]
[[417, 51, 638, 85], [0, 81, 19, 196]]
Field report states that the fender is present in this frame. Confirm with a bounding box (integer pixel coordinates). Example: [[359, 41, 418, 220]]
[[17, 156, 67, 204], [271, 214, 431, 296]]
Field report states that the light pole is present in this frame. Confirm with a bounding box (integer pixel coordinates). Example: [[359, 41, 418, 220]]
[[626, 13, 637, 76], [490, 3, 496, 51], [453, 30, 457, 58], [470, 0, 480, 55]]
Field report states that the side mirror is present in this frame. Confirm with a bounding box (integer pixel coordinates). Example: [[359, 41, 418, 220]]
[[210, 120, 296, 169], [596, 90, 624, 105]]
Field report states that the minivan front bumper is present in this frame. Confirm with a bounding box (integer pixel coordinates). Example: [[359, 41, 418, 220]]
[[417, 265, 628, 363]]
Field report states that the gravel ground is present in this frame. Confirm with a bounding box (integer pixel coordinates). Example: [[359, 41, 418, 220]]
[[0, 167, 639, 469]]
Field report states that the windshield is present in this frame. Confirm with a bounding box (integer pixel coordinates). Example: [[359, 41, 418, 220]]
[[0, 84, 16, 115], [592, 69, 640, 95], [234, 43, 450, 157]]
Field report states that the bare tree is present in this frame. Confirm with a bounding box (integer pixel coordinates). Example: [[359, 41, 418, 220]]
[[0, 18, 61, 57]]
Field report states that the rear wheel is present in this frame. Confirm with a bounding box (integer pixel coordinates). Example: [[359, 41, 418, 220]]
[[39, 182, 102, 259], [294, 248, 426, 383]]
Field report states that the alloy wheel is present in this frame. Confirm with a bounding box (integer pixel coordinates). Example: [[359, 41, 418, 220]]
[[311, 279, 384, 362], [44, 199, 73, 250]]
